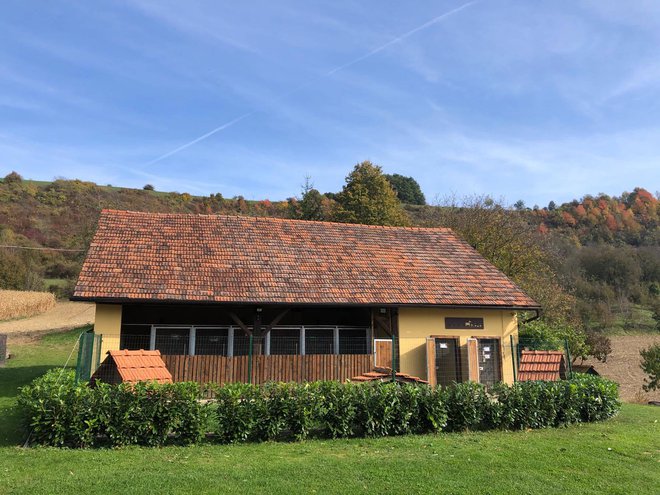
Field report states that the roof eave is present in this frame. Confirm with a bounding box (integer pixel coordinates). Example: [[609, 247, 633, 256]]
[[70, 295, 541, 311]]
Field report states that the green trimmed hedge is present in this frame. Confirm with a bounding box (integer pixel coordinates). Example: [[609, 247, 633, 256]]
[[213, 381, 447, 442], [18, 372, 620, 447], [18, 370, 209, 447]]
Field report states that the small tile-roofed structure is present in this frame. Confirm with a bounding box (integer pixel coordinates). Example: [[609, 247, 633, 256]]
[[72, 210, 540, 308], [90, 349, 172, 385], [517, 350, 567, 382]]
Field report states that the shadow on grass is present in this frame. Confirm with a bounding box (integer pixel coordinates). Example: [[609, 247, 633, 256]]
[[0, 365, 62, 398], [0, 365, 66, 447]]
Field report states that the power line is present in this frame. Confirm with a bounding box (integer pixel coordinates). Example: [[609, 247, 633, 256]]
[[0, 244, 85, 252]]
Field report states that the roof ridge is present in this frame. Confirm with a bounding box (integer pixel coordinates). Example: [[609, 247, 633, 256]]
[[99, 209, 454, 233]]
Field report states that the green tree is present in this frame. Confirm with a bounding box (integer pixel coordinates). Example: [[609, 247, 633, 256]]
[[421, 195, 576, 324], [640, 343, 660, 391], [2, 171, 23, 185], [334, 161, 409, 226], [519, 319, 592, 362], [299, 178, 326, 221], [384, 174, 426, 205]]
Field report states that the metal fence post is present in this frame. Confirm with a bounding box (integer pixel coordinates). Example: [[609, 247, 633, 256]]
[[247, 334, 253, 384], [74, 333, 85, 383], [510, 334, 517, 383], [391, 331, 396, 381], [94, 334, 103, 372], [564, 337, 573, 377]]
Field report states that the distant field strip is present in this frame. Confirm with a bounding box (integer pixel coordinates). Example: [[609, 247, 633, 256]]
[[0, 290, 55, 321]]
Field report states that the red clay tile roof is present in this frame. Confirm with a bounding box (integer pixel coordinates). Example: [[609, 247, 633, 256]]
[[108, 349, 172, 384], [73, 210, 539, 308], [518, 350, 566, 382]]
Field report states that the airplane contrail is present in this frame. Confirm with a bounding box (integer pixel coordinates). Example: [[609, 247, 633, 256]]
[[146, 1, 480, 166]]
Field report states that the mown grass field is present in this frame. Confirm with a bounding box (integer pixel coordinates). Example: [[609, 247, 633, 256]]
[[0, 329, 658, 495]]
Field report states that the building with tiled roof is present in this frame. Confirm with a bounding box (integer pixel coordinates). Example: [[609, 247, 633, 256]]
[[75, 210, 540, 387]]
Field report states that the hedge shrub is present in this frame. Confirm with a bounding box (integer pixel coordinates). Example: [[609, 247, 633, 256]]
[[19, 372, 620, 448], [18, 370, 209, 447]]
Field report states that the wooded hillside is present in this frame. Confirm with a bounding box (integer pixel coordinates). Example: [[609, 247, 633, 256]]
[[1, 169, 658, 354]]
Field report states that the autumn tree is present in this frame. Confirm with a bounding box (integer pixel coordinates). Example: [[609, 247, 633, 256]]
[[420, 194, 576, 324], [2, 171, 23, 184], [384, 173, 426, 205], [333, 161, 409, 226]]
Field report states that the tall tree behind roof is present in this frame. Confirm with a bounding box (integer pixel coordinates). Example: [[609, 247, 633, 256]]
[[333, 161, 409, 226], [384, 173, 426, 205]]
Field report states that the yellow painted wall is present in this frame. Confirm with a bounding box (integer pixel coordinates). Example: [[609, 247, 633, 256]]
[[95, 303, 123, 357], [398, 308, 518, 384]]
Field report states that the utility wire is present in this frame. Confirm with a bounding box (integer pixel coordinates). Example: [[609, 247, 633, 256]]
[[0, 244, 85, 252]]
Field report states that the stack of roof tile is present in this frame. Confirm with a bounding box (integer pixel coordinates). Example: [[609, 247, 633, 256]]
[[351, 368, 429, 384], [517, 350, 566, 382]]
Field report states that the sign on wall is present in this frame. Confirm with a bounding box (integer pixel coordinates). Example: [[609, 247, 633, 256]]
[[445, 317, 484, 330]]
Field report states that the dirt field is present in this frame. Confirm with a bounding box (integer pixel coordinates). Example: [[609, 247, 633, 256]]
[[0, 301, 94, 344], [581, 335, 660, 402]]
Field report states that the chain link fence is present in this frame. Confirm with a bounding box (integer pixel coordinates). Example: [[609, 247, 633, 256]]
[[75, 330, 102, 382]]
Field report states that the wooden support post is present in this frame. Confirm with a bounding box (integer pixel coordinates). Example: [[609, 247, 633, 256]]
[[467, 338, 480, 383], [227, 312, 251, 336], [426, 338, 437, 387]]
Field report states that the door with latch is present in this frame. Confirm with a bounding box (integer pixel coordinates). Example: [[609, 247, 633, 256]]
[[477, 338, 502, 388]]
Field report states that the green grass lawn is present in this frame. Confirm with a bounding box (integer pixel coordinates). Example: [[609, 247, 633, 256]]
[[1, 329, 658, 495]]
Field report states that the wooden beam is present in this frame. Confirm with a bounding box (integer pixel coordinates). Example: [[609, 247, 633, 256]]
[[227, 311, 251, 336], [467, 338, 480, 383], [426, 338, 437, 387], [372, 310, 392, 337], [260, 309, 290, 337]]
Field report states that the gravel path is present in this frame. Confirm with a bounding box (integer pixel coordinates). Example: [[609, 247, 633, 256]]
[[0, 301, 94, 342]]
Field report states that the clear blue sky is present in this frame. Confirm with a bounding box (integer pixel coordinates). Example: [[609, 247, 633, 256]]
[[1, 1, 659, 206]]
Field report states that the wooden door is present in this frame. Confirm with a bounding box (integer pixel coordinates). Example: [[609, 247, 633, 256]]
[[374, 339, 392, 369]]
